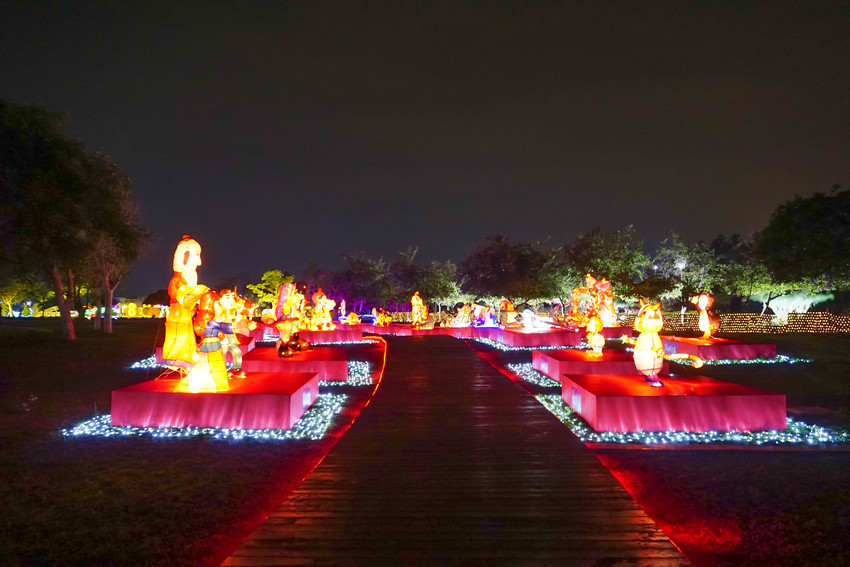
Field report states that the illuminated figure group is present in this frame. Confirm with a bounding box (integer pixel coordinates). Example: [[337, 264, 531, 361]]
[[472, 302, 498, 327], [410, 291, 428, 328], [372, 306, 392, 326], [500, 299, 520, 327], [160, 236, 254, 393]]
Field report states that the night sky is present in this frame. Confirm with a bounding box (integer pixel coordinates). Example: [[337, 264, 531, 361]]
[[2, 1, 848, 297]]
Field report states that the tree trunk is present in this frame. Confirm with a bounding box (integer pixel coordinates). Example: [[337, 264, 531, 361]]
[[49, 265, 76, 340], [104, 273, 116, 334], [93, 293, 102, 331]]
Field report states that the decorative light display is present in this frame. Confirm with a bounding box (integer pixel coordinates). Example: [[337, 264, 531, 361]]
[[61, 392, 348, 441], [161, 235, 209, 369], [535, 393, 849, 446]]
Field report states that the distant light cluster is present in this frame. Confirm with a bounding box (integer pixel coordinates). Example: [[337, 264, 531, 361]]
[[61, 392, 347, 441], [676, 353, 810, 366], [535, 394, 850, 446], [128, 355, 158, 369]]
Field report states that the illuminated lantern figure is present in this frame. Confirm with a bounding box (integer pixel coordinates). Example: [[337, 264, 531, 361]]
[[586, 311, 605, 355], [162, 235, 209, 370], [339, 299, 346, 318], [271, 283, 299, 349], [500, 299, 520, 327], [592, 277, 619, 327], [410, 291, 428, 328], [342, 311, 360, 325], [216, 288, 246, 379], [631, 299, 666, 387], [691, 292, 721, 340], [179, 289, 231, 393], [311, 288, 336, 331]]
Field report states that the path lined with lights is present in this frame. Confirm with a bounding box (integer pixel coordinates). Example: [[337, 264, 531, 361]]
[[224, 335, 688, 566]]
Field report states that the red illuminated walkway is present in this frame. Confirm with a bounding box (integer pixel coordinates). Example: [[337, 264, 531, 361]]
[[223, 336, 688, 566]]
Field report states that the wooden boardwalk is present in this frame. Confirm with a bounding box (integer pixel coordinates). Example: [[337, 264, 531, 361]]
[[224, 336, 689, 566]]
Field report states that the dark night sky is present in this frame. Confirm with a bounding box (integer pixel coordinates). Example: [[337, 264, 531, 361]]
[[2, 1, 848, 297]]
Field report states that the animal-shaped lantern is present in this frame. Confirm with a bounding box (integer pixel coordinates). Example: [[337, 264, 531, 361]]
[[691, 292, 721, 340], [278, 331, 312, 358], [628, 299, 704, 387], [631, 299, 666, 387]]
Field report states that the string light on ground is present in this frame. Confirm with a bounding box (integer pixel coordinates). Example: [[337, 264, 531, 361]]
[[321, 361, 373, 387], [469, 337, 587, 352], [506, 363, 561, 387], [534, 394, 850, 446], [674, 354, 810, 366], [60, 392, 348, 441]]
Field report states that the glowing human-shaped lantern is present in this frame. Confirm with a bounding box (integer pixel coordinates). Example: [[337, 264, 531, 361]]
[[691, 292, 721, 340], [585, 311, 605, 355], [410, 291, 428, 328], [162, 236, 209, 370]]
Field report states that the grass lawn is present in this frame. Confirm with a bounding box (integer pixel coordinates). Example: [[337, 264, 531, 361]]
[[0, 318, 380, 566]]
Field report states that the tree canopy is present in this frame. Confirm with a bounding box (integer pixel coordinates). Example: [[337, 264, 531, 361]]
[[1, 100, 148, 338]]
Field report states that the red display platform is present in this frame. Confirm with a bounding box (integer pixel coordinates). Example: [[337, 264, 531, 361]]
[[241, 346, 348, 381], [496, 327, 582, 348], [533, 349, 668, 382], [111, 371, 319, 429], [663, 336, 776, 360], [299, 327, 363, 343], [561, 373, 786, 433], [155, 338, 255, 365]]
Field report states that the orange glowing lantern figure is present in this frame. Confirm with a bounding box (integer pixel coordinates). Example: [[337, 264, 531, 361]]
[[178, 288, 232, 393], [410, 291, 428, 328], [585, 311, 605, 355], [342, 311, 361, 325], [500, 299, 520, 327], [691, 292, 721, 340], [310, 288, 336, 331], [632, 299, 666, 387], [162, 236, 209, 369]]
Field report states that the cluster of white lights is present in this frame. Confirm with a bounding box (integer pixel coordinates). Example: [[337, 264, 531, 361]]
[[60, 392, 348, 441], [321, 361, 373, 387], [468, 337, 587, 352], [674, 354, 810, 366], [128, 355, 158, 370], [534, 394, 850, 446], [506, 363, 561, 387]]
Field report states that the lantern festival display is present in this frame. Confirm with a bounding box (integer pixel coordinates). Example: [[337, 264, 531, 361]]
[[372, 306, 392, 326], [500, 299, 520, 327], [691, 292, 721, 340]]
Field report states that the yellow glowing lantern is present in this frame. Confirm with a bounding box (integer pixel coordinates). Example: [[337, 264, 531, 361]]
[[632, 299, 666, 386], [586, 312, 605, 354], [162, 235, 209, 369], [410, 291, 428, 328]]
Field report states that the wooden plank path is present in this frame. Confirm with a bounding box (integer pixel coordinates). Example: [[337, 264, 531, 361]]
[[224, 336, 689, 566]]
